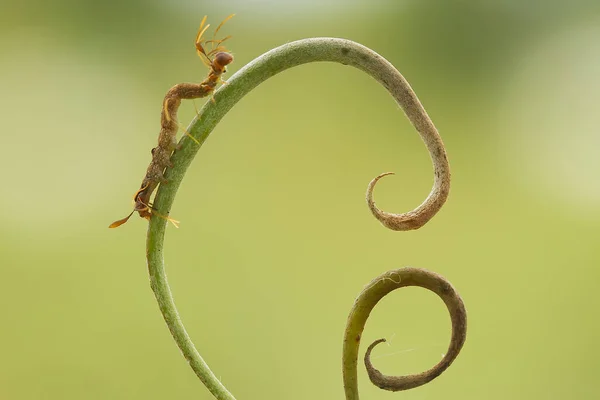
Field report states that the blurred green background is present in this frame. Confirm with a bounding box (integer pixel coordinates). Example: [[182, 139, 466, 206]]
[[1, 0, 599, 399]]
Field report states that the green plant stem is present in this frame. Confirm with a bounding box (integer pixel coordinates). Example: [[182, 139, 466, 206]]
[[146, 37, 460, 400]]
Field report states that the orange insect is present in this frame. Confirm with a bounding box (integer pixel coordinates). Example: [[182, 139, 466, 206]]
[[110, 15, 235, 229], [195, 14, 235, 94]]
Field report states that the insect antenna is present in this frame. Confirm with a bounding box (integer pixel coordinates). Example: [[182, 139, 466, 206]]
[[211, 14, 235, 51], [198, 15, 207, 33], [195, 20, 212, 66], [205, 35, 232, 47], [196, 23, 211, 48]]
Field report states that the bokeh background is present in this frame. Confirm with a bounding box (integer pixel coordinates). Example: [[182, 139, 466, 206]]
[[1, 0, 599, 399]]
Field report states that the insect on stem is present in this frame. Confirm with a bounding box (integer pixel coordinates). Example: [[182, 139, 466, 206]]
[[110, 14, 235, 229]]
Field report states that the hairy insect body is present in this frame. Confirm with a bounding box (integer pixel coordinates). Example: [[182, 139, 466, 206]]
[[110, 15, 234, 229]]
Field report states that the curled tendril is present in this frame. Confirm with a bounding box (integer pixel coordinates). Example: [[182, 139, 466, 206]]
[[343, 268, 466, 399], [145, 37, 465, 400]]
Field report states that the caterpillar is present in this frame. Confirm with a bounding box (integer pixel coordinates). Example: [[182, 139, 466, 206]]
[[110, 15, 234, 229]]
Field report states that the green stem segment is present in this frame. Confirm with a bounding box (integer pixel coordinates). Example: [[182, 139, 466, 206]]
[[146, 38, 463, 400]]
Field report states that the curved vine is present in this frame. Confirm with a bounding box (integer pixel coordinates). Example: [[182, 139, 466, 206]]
[[145, 38, 465, 400], [343, 268, 466, 399]]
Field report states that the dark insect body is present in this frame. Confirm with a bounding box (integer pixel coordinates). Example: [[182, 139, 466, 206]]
[[110, 15, 234, 229]]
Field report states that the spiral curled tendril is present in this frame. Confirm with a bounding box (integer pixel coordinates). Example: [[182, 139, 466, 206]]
[[343, 268, 466, 399], [145, 37, 465, 400]]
